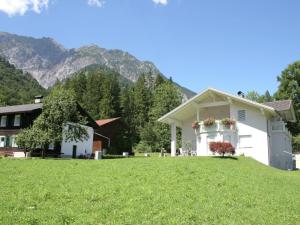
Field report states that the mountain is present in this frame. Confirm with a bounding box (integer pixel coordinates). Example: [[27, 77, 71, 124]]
[[0, 32, 195, 99], [0, 57, 47, 106]]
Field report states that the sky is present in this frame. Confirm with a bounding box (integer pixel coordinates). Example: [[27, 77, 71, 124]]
[[0, 0, 300, 95]]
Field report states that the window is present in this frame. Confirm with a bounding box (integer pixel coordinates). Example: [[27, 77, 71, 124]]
[[48, 143, 54, 150], [239, 135, 252, 148], [238, 110, 246, 121], [5, 136, 11, 147], [0, 115, 7, 127], [11, 136, 18, 148], [14, 115, 21, 127], [0, 136, 5, 147]]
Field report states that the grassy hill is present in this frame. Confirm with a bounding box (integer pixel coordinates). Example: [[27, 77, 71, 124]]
[[0, 157, 299, 225]]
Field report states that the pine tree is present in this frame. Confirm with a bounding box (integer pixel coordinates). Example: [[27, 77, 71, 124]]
[[264, 90, 273, 102], [132, 75, 152, 130], [98, 74, 121, 119], [138, 80, 182, 152]]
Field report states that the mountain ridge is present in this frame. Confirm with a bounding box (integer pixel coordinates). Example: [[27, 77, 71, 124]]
[[0, 32, 196, 99]]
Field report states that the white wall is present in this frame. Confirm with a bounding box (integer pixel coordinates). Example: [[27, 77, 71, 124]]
[[179, 101, 295, 169], [61, 124, 94, 158], [230, 102, 270, 165], [270, 132, 293, 170], [182, 116, 197, 152], [296, 154, 300, 169]]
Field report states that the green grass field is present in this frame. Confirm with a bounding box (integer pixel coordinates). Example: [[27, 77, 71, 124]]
[[0, 157, 299, 225]]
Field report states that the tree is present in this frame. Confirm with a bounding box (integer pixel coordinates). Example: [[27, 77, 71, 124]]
[[16, 87, 89, 158], [154, 74, 165, 87], [120, 85, 137, 149], [264, 90, 273, 102], [275, 61, 300, 135], [16, 127, 38, 157], [246, 91, 265, 103], [0, 57, 47, 106], [98, 74, 121, 119], [132, 75, 152, 130], [137, 81, 182, 152]]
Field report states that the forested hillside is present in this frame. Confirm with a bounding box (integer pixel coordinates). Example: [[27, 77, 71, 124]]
[[63, 66, 182, 153], [0, 57, 47, 106]]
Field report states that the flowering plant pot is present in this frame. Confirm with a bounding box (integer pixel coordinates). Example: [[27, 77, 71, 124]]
[[203, 118, 216, 127], [192, 121, 200, 129], [221, 118, 236, 128]]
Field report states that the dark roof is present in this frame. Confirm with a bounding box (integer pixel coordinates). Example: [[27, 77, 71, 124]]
[[96, 117, 121, 126], [263, 100, 292, 111], [0, 103, 43, 114]]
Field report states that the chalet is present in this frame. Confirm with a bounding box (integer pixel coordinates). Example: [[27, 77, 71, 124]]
[[0, 96, 105, 158], [158, 88, 296, 170]]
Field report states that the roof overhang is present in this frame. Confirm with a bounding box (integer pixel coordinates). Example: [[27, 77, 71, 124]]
[[158, 88, 277, 126]]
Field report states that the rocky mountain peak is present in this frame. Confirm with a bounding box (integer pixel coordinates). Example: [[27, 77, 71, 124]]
[[0, 32, 195, 98]]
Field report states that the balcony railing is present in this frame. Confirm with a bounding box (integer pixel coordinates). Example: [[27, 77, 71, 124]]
[[195, 120, 236, 134]]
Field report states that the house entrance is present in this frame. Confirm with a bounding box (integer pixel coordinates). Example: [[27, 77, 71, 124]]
[[72, 145, 77, 158]]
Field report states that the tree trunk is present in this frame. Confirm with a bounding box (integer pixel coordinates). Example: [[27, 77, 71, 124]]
[[42, 145, 47, 159]]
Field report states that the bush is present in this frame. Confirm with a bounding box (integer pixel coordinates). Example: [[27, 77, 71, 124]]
[[209, 142, 235, 157], [133, 141, 153, 153]]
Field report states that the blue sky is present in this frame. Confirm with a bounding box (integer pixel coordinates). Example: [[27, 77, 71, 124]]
[[1, 0, 300, 95]]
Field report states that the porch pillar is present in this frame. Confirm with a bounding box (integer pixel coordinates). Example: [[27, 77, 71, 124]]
[[171, 123, 177, 157]]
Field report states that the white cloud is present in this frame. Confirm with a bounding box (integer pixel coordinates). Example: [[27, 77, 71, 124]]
[[0, 0, 49, 16], [152, 0, 168, 5], [87, 0, 105, 7]]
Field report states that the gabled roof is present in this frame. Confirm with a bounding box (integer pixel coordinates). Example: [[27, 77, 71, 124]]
[[96, 117, 121, 126], [158, 88, 284, 125], [264, 100, 292, 111], [0, 103, 43, 114], [264, 100, 296, 122]]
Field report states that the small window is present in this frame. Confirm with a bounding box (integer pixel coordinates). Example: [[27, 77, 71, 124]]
[[238, 110, 246, 121], [14, 115, 21, 127], [5, 136, 11, 147], [48, 143, 54, 150], [11, 136, 18, 148], [0, 115, 7, 127], [239, 135, 252, 148], [0, 136, 5, 147]]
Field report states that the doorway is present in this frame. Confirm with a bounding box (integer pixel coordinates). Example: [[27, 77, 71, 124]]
[[72, 145, 77, 159]]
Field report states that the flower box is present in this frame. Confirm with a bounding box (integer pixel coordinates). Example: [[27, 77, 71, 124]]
[[192, 121, 200, 129], [221, 118, 236, 129], [203, 118, 216, 127]]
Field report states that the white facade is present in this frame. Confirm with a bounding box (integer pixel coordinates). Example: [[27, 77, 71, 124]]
[[159, 88, 296, 170], [61, 124, 94, 158]]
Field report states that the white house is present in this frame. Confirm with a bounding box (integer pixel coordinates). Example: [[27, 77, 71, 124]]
[[60, 123, 95, 158], [158, 88, 296, 170]]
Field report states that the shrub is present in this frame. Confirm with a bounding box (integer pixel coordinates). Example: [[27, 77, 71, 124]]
[[192, 121, 200, 129], [209, 142, 235, 157], [203, 118, 216, 127], [221, 118, 236, 127], [133, 141, 153, 153]]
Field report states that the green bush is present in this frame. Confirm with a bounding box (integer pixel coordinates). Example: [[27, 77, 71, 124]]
[[133, 141, 153, 153]]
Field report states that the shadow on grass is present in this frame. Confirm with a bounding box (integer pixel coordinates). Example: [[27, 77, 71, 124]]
[[213, 156, 238, 160]]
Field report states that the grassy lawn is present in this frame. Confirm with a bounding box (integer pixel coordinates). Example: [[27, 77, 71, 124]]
[[0, 157, 299, 225]]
